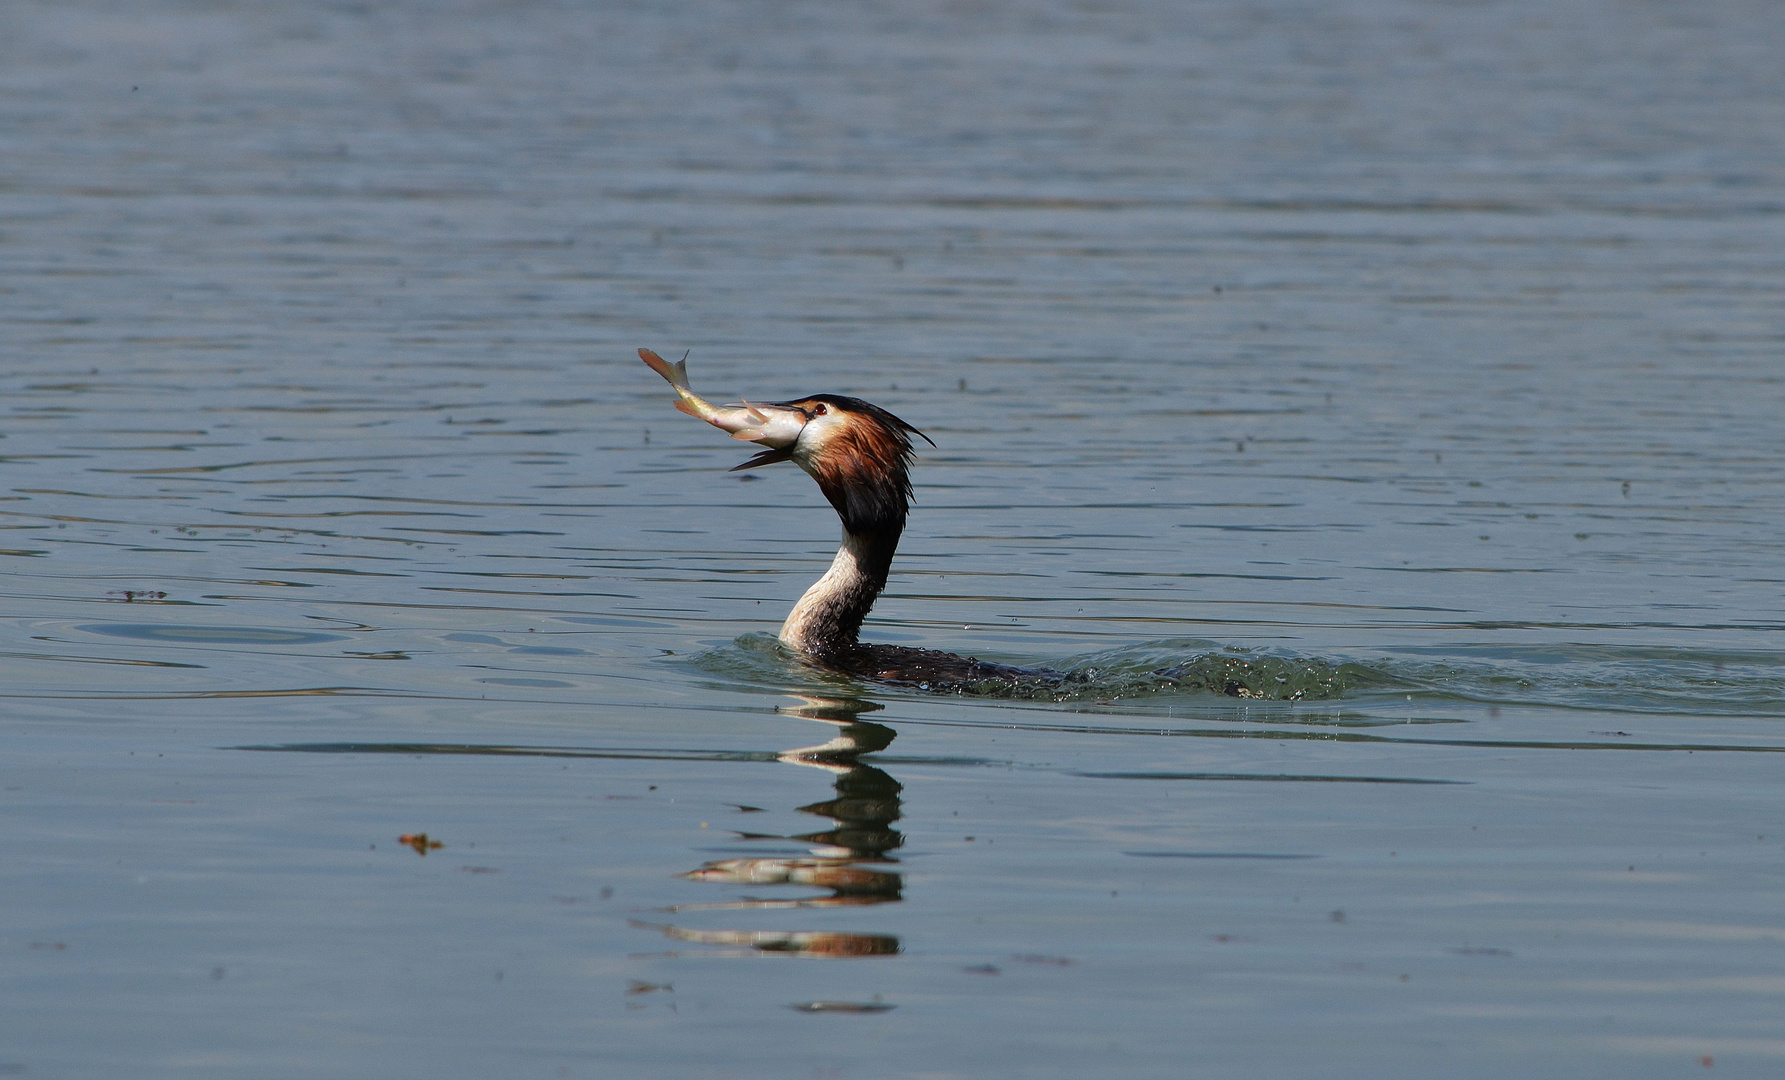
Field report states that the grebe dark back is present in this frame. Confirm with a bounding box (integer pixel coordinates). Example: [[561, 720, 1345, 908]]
[[641, 348, 1035, 688]]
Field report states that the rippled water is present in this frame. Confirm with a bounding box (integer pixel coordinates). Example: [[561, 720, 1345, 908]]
[[4, 0, 1785, 1076]]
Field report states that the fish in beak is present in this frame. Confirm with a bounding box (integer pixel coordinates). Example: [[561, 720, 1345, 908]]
[[639, 348, 810, 468]]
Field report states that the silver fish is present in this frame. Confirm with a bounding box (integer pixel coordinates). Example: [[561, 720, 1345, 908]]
[[638, 348, 807, 448]]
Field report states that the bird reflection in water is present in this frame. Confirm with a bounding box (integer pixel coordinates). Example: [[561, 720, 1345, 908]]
[[632, 695, 902, 958]]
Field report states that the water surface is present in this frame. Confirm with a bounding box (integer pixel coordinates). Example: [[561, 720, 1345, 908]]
[[3, 1, 1784, 1076]]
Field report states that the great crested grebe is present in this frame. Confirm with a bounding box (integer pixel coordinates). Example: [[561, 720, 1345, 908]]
[[640, 348, 1033, 688]]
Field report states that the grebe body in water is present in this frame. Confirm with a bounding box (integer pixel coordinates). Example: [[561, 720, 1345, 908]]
[[641, 348, 1035, 688]]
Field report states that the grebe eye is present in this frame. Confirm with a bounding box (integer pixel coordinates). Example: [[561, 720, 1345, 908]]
[[811, 403, 827, 416]]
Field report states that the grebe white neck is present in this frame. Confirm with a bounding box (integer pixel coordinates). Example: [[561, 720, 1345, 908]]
[[779, 529, 897, 656]]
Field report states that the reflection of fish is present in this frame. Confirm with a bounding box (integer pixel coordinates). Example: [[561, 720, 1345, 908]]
[[637, 348, 808, 448], [632, 920, 900, 957], [685, 857, 901, 896]]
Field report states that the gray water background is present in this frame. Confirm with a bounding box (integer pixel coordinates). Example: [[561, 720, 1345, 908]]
[[3, 0, 1784, 1076]]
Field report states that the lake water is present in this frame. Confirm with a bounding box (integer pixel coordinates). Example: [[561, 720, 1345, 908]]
[[3, 0, 1784, 1076]]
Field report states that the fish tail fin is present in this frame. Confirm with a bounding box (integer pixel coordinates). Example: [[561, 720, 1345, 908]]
[[638, 347, 691, 392]]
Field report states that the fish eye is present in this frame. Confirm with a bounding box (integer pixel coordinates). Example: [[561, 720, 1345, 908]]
[[811, 403, 827, 416]]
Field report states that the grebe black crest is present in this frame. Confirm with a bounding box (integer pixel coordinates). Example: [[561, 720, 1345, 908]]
[[640, 348, 1037, 688]]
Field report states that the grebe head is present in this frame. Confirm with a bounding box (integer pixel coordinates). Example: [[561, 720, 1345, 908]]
[[732, 394, 934, 535]]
